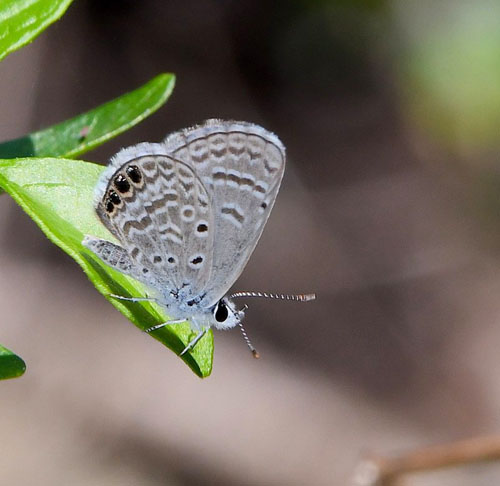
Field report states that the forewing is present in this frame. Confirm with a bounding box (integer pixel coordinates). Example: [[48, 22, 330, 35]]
[[163, 120, 285, 304], [94, 149, 215, 296]]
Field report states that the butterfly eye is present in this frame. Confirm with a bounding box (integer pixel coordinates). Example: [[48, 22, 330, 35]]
[[214, 301, 229, 322]]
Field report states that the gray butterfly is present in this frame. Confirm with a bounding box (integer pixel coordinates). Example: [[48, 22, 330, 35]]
[[83, 120, 314, 356]]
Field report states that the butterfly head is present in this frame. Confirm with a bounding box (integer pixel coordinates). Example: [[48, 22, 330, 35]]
[[210, 297, 244, 330]]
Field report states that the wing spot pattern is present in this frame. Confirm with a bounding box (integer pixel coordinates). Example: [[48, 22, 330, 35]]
[[192, 151, 209, 163], [114, 174, 132, 195], [126, 165, 143, 185], [221, 204, 244, 227], [159, 165, 176, 182], [158, 223, 183, 244], [253, 182, 268, 199], [190, 140, 210, 164], [122, 215, 153, 236], [228, 133, 246, 155], [196, 221, 209, 236], [209, 134, 226, 147], [212, 167, 226, 185], [105, 200, 115, 214], [226, 169, 242, 188], [179, 179, 194, 195], [189, 255, 204, 268], [181, 205, 195, 222], [263, 143, 283, 174], [240, 173, 255, 191], [108, 190, 122, 206]]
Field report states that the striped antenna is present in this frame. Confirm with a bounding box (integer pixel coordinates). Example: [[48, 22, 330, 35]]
[[230, 291, 316, 302], [235, 304, 259, 358], [238, 321, 260, 359], [232, 292, 316, 358]]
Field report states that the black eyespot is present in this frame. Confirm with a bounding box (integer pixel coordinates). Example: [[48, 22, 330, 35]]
[[126, 165, 142, 183], [191, 256, 203, 265], [215, 301, 229, 322], [261, 202, 267, 210], [142, 268, 149, 274], [105, 200, 114, 213], [114, 174, 130, 193], [197, 223, 208, 233], [108, 190, 121, 205], [167, 257, 175, 264]]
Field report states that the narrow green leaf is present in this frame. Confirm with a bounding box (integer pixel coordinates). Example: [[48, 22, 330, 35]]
[[0, 0, 74, 62], [0, 158, 213, 378], [0, 74, 176, 159], [0, 344, 26, 380]]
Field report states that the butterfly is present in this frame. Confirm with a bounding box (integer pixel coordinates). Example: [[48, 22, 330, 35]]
[[83, 120, 315, 356]]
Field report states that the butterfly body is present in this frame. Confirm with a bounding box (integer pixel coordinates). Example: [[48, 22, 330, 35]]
[[83, 120, 285, 348]]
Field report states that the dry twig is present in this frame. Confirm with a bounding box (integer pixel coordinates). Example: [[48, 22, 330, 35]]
[[352, 435, 500, 485]]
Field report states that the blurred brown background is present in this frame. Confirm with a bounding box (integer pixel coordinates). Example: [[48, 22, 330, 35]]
[[2, 0, 500, 484]]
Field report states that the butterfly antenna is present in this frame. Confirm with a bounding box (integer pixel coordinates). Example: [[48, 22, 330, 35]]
[[230, 291, 316, 302], [238, 320, 260, 359], [235, 304, 259, 359], [231, 292, 316, 359]]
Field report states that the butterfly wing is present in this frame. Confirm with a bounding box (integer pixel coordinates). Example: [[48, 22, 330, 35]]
[[163, 120, 286, 305], [92, 145, 215, 298]]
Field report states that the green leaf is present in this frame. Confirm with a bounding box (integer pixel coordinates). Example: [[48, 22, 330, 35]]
[[0, 344, 26, 380], [0, 158, 214, 378], [0, 0, 74, 62], [0, 74, 176, 159]]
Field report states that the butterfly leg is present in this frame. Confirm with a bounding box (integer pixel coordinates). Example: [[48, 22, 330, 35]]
[[180, 328, 208, 356], [109, 294, 159, 304], [145, 319, 187, 333]]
